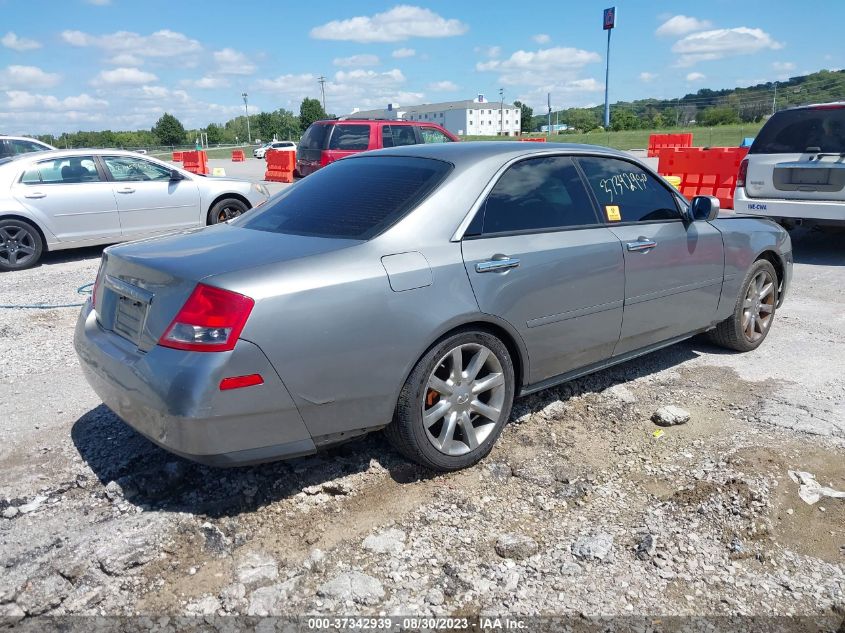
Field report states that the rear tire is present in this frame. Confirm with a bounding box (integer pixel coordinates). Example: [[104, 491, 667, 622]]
[[0, 218, 43, 272], [385, 330, 515, 472], [708, 259, 778, 352], [208, 198, 249, 225]]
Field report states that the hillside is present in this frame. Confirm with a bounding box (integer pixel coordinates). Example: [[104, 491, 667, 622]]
[[533, 69, 845, 132]]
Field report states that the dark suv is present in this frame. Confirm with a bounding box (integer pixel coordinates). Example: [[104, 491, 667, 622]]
[[296, 119, 458, 177]]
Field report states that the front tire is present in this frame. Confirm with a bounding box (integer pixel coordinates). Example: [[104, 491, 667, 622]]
[[0, 218, 43, 272], [208, 198, 249, 225], [385, 330, 515, 471], [708, 259, 778, 352]]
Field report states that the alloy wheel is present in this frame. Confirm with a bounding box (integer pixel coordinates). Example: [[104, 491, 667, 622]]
[[216, 206, 243, 223], [422, 343, 506, 456], [741, 270, 776, 342], [0, 225, 37, 268]]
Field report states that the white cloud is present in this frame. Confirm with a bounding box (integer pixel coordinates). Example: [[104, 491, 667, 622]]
[[4, 90, 108, 111], [477, 46, 601, 86], [0, 65, 61, 89], [475, 45, 501, 59], [212, 48, 256, 75], [673, 27, 782, 67], [61, 29, 202, 59], [334, 68, 405, 86], [686, 72, 706, 82], [333, 54, 380, 67], [106, 53, 143, 66], [310, 5, 468, 43], [92, 67, 158, 86], [639, 72, 658, 82], [180, 76, 230, 89], [1, 32, 42, 51], [656, 15, 712, 37], [428, 80, 458, 91], [392, 47, 416, 58], [532, 34, 551, 44]]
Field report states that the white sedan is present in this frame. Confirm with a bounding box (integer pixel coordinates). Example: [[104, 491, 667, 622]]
[[253, 141, 297, 159], [0, 149, 269, 271]]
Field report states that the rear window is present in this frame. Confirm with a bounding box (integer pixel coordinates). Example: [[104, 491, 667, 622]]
[[236, 156, 452, 240], [751, 107, 845, 154], [299, 123, 329, 150], [328, 124, 371, 151]]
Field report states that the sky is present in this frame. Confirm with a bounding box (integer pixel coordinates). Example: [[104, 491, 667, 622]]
[[1, 0, 843, 135]]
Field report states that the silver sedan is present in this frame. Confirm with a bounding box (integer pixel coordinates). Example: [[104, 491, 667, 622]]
[[0, 149, 269, 271], [74, 142, 792, 471]]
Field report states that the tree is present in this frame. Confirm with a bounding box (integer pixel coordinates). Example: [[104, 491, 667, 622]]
[[152, 113, 186, 146], [205, 123, 223, 144], [513, 101, 534, 133], [566, 109, 600, 132], [299, 97, 327, 130], [698, 106, 740, 126]]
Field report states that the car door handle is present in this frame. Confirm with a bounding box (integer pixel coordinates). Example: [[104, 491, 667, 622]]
[[626, 238, 657, 252], [24, 192, 46, 199], [117, 187, 136, 194], [476, 256, 520, 273]]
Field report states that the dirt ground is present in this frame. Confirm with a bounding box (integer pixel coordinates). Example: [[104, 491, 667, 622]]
[[0, 226, 842, 628]]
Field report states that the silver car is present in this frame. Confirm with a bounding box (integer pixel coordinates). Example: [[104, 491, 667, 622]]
[[74, 143, 793, 471], [0, 149, 270, 271]]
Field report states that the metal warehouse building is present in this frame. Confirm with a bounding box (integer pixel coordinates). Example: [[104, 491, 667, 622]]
[[347, 95, 521, 137]]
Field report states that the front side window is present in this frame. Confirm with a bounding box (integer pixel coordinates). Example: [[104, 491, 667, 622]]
[[578, 156, 680, 223], [103, 156, 171, 181], [475, 156, 597, 235], [327, 124, 370, 151], [236, 156, 452, 240], [21, 156, 101, 184], [420, 127, 452, 144]]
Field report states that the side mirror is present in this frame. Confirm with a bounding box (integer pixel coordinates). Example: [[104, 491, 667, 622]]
[[170, 169, 184, 181], [689, 195, 720, 222]]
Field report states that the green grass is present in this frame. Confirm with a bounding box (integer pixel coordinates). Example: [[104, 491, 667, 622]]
[[461, 123, 764, 150]]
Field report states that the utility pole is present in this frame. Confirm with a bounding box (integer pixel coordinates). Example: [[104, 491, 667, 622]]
[[499, 87, 504, 136], [772, 81, 778, 115], [602, 7, 616, 129], [547, 93, 552, 139], [242, 92, 251, 143], [318, 76, 327, 112]]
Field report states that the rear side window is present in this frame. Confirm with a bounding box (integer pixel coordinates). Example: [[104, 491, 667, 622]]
[[237, 156, 452, 240], [299, 124, 329, 150], [478, 157, 597, 235], [751, 107, 845, 154], [21, 156, 102, 184], [578, 156, 680, 223], [381, 125, 418, 148], [328, 124, 371, 151]]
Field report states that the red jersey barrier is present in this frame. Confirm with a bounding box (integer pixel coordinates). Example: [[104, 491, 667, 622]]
[[232, 149, 245, 162], [182, 150, 208, 175], [518, 137, 547, 142], [172, 151, 183, 162], [264, 149, 294, 183], [647, 133, 693, 157], [657, 146, 748, 210]]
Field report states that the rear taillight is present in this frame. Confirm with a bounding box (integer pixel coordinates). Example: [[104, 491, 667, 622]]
[[737, 158, 749, 188], [320, 151, 332, 167], [92, 260, 105, 310], [159, 284, 254, 352]]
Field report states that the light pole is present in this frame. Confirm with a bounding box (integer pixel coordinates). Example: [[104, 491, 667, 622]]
[[242, 92, 251, 143], [602, 7, 617, 129], [499, 87, 504, 136]]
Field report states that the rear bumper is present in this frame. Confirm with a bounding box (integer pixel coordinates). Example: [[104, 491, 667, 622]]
[[73, 302, 316, 466], [734, 189, 845, 224]]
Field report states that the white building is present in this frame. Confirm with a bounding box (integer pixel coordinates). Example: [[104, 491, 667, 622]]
[[347, 95, 521, 137]]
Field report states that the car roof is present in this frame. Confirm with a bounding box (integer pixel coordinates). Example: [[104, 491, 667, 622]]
[[782, 101, 845, 112], [348, 141, 633, 166], [313, 119, 441, 127]]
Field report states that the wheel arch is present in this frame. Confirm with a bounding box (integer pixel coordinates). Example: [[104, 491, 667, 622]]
[[206, 193, 252, 225], [0, 213, 50, 252], [754, 249, 786, 305]]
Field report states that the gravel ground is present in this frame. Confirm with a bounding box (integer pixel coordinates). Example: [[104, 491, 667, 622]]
[[0, 226, 843, 627]]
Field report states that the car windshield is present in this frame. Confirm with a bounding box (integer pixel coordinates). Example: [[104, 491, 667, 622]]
[[751, 106, 845, 154], [235, 156, 452, 240]]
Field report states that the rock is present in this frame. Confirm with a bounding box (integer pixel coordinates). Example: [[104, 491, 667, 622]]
[[304, 548, 326, 572], [362, 528, 406, 555], [303, 481, 352, 496], [318, 572, 385, 605], [96, 534, 156, 576], [62, 586, 105, 613], [487, 462, 512, 483], [2, 506, 18, 519], [539, 400, 568, 420], [494, 534, 539, 560], [247, 579, 298, 616], [16, 574, 72, 616], [201, 522, 231, 557], [425, 588, 445, 606], [0, 602, 24, 622], [236, 551, 279, 585], [571, 532, 614, 562], [512, 465, 555, 487], [18, 495, 47, 514], [636, 534, 657, 560], [219, 583, 247, 612], [185, 595, 221, 616], [560, 562, 582, 576], [652, 406, 691, 427], [605, 384, 637, 404]]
